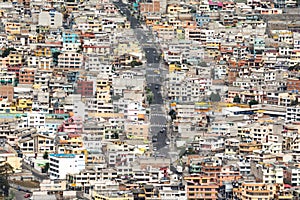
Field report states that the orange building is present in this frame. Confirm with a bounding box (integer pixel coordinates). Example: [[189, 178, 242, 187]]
[[239, 141, 262, 155], [0, 85, 14, 102], [287, 78, 300, 92], [218, 165, 242, 186], [19, 68, 36, 84], [185, 175, 219, 200], [139, 1, 160, 13]]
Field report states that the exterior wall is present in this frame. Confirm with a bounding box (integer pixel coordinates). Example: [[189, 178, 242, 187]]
[[49, 154, 85, 180], [76, 81, 94, 97], [287, 78, 300, 92], [19, 68, 36, 84], [57, 52, 83, 71], [139, 1, 160, 13], [38, 11, 63, 28], [0, 85, 14, 102]]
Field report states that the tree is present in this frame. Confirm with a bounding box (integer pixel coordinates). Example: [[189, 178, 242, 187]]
[[210, 92, 221, 102], [233, 95, 241, 103], [2, 48, 16, 58], [43, 151, 49, 160], [169, 109, 177, 121], [42, 163, 50, 173], [130, 60, 143, 67], [147, 94, 153, 104], [0, 163, 13, 197], [248, 100, 259, 108], [52, 51, 61, 66], [291, 98, 299, 106]]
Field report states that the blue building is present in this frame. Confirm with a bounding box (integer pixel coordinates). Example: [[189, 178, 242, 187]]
[[62, 32, 80, 43], [194, 13, 210, 27]]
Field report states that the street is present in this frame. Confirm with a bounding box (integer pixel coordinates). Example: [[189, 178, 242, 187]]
[[114, 0, 171, 156], [10, 188, 28, 200]]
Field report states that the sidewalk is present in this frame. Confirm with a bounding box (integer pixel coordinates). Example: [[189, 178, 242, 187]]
[[21, 161, 48, 181]]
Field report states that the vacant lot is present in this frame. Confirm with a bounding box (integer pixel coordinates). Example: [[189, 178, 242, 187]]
[[10, 180, 40, 188]]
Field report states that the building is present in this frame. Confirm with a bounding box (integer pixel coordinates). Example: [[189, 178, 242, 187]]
[[286, 105, 300, 122], [57, 52, 83, 71], [38, 10, 63, 28], [49, 153, 85, 180]]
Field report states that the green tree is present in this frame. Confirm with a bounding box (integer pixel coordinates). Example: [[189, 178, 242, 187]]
[[2, 48, 16, 58], [52, 51, 61, 66], [43, 151, 49, 160], [210, 92, 221, 102], [291, 98, 299, 106], [130, 60, 143, 67], [42, 163, 50, 173], [147, 92, 153, 104], [169, 109, 177, 121], [248, 100, 259, 107], [0, 163, 13, 197], [233, 95, 241, 103]]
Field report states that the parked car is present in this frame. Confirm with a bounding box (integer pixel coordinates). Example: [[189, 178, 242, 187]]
[[24, 193, 31, 198], [152, 136, 158, 142]]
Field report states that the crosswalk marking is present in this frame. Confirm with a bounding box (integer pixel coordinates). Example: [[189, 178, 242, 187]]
[[147, 74, 159, 77], [150, 124, 167, 127], [150, 113, 165, 116], [146, 68, 159, 71]]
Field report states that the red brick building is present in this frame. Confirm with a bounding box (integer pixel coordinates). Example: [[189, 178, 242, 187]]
[[19, 68, 36, 84], [139, 1, 160, 13], [75, 81, 94, 97], [0, 86, 14, 102], [287, 78, 300, 92]]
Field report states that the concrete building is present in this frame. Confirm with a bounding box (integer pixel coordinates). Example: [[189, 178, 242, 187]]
[[49, 153, 85, 180], [38, 10, 63, 28]]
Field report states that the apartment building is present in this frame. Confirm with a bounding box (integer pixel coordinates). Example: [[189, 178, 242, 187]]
[[0, 70, 16, 86], [57, 52, 83, 71], [38, 10, 63, 28], [251, 161, 284, 184], [233, 182, 278, 200], [286, 105, 300, 122], [19, 68, 36, 85], [184, 176, 219, 200], [49, 153, 85, 180]]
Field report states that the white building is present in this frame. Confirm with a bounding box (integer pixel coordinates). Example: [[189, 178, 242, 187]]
[[49, 154, 85, 180], [38, 10, 63, 29], [286, 106, 300, 123]]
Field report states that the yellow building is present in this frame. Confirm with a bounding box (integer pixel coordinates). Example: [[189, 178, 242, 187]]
[[233, 182, 283, 200], [96, 75, 111, 103], [239, 141, 262, 155], [168, 64, 181, 72], [65, 147, 88, 164], [10, 98, 32, 113], [167, 4, 185, 15], [8, 51, 22, 66], [34, 48, 52, 57], [0, 152, 22, 172], [5, 22, 21, 35]]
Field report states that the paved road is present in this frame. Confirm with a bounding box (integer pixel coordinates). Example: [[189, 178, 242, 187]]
[[115, 0, 170, 155], [21, 162, 48, 181], [115, 0, 139, 29], [10, 188, 29, 200]]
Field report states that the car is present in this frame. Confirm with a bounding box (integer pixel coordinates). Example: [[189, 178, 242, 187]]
[[24, 193, 31, 198], [152, 136, 158, 142], [155, 85, 159, 89], [153, 146, 157, 151]]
